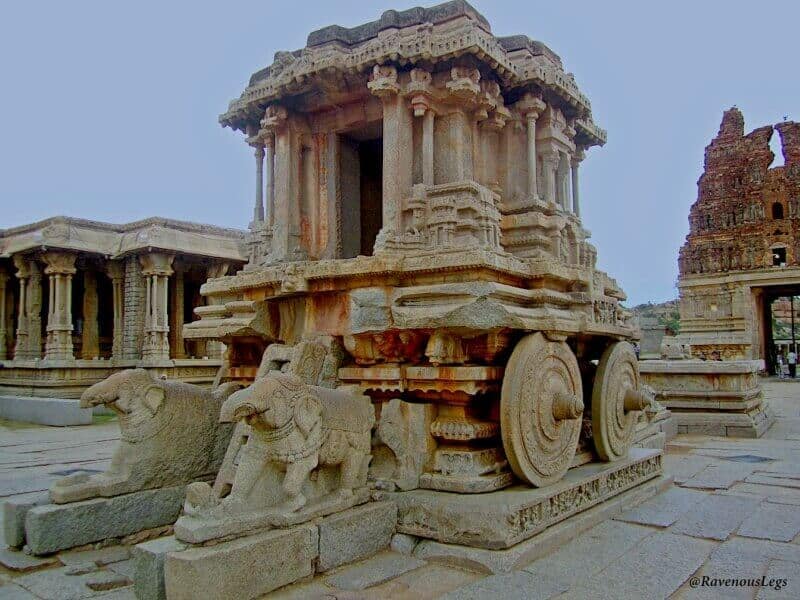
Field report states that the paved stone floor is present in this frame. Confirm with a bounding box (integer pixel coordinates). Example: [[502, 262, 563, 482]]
[[1, 381, 798, 599]]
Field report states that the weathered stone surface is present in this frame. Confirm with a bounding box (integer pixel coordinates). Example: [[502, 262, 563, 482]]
[[164, 524, 317, 600], [615, 486, 707, 527], [670, 493, 761, 540], [680, 540, 770, 600], [412, 474, 671, 574], [0, 396, 92, 427], [14, 566, 126, 600], [737, 502, 800, 542], [522, 520, 654, 585], [365, 563, 482, 600], [390, 449, 662, 549], [84, 572, 131, 592], [324, 552, 425, 591], [681, 463, 755, 490], [24, 485, 185, 555], [59, 546, 131, 567], [132, 536, 186, 600], [0, 582, 39, 599], [317, 501, 396, 572], [757, 560, 793, 599], [561, 532, 715, 599], [390, 533, 419, 555], [0, 547, 59, 572], [2, 492, 48, 548], [440, 571, 538, 600]]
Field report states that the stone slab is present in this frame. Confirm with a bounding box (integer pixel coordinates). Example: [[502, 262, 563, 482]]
[[560, 532, 715, 599], [164, 524, 317, 600], [757, 560, 793, 599], [363, 563, 482, 599], [682, 541, 771, 600], [0, 396, 92, 426], [615, 486, 707, 527], [388, 448, 662, 549], [132, 536, 187, 600], [737, 502, 800, 542], [2, 492, 49, 549], [58, 546, 131, 567], [324, 551, 425, 591], [390, 533, 419, 555], [413, 474, 672, 574], [440, 571, 538, 600], [13, 566, 124, 600], [670, 493, 761, 541], [521, 520, 654, 589], [0, 547, 59, 572], [317, 501, 397, 572], [680, 463, 755, 490], [24, 485, 185, 555], [0, 582, 39, 599]]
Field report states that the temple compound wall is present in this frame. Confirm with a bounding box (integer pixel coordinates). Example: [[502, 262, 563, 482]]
[[0, 217, 246, 398], [676, 108, 800, 366]]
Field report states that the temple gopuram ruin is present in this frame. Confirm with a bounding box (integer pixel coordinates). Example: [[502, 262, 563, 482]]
[[676, 108, 800, 372], [1, 3, 676, 598], [0, 216, 245, 419], [640, 108, 793, 438]]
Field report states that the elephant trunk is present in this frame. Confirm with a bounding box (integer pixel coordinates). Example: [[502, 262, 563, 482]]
[[219, 386, 264, 423], [80, 382, 117, 409]]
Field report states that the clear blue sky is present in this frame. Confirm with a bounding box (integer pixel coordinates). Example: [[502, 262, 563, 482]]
[[1, 1, 798, 305]]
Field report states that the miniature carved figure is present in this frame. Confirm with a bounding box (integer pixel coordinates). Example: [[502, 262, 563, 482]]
[[50, 369, 241, 503]]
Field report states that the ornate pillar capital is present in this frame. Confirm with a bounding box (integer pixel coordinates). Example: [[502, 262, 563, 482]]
[[41, 251, 77, 276], [368, 64, 400, 99], [139, 253, 175, 277], [517, 93, 546, 120]]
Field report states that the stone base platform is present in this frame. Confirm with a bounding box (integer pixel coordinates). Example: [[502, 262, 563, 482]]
[[5, 485, 185, 555], [0, 395, 93, 426], [640, 359, 775, 438], [383, 448, 663, 550], [159, 501, 397, 600], [411, 473, 672, 574]]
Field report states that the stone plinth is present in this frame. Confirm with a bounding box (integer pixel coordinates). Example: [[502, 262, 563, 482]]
[[16, 485, 185, 555], [639, 359, 774, 438], [160, 501, 397, 600], [384, 448, 662, 550]]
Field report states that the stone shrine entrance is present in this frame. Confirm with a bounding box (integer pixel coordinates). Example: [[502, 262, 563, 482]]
[[758, 284, 800, 373], [339, 123, 383, 258]]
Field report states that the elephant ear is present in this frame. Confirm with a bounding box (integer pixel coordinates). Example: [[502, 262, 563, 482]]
[[142, 385, 166, 416], [293, 394, 322, 438]]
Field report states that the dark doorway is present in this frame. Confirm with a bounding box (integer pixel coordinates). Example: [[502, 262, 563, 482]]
[[760, 285, 800, 374], [339, 124, 383, 258]]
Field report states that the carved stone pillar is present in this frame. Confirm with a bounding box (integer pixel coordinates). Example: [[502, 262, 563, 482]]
[[140, 253, 174, 362], [42, 251, 77, 361], [542, 151, 560, 206], [571, 149, 584, 217], [0, 269, 7, 360], [517, 95, 546, 201], [106, 261, 125, 360], [369, 65, 412, 248], [13, 256, 30, 359], [81, 270, 99, 359], [252, 142, 265, 223], [265, 134, 275, 228], [422, 109, 435, 186], [264, 106, 304, 261], [204, 263, 229, 359], [169, 265, 186, 359]]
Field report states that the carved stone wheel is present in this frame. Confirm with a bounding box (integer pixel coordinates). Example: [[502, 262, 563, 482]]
[[501, 332, 583, 487], [591, 341, 649, 462]]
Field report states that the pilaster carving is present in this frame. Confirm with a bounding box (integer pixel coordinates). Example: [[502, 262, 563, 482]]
[[42, 251, 77, 361]]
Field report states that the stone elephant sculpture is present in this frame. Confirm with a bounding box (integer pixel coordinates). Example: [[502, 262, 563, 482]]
[[50, 369, 242, 504], [185, 373, 373, 519]]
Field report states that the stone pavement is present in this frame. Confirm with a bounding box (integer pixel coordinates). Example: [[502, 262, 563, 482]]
[[1, 381, 798, 599]]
